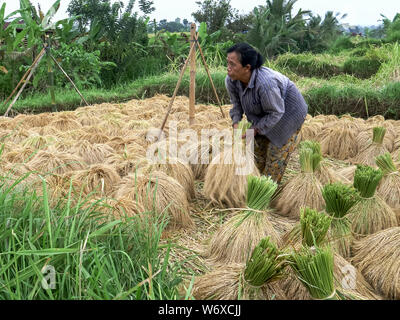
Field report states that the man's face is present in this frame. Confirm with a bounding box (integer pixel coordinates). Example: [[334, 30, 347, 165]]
[[227, 51, 249, 81]]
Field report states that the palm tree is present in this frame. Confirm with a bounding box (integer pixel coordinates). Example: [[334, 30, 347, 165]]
[[246, 0, 310, 58]]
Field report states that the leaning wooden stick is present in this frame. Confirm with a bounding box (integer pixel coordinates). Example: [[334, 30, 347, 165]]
[[4, 49, 46, 117], [158, 42, 196, 140], [195, 33, 226, 119], [49, 53, 89, 106], [1, 47, 46, 110]]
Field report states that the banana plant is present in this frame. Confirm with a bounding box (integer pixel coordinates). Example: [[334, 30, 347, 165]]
[[0, 3, 25, 53]]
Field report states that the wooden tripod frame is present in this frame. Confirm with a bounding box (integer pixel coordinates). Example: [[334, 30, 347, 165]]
[[158, 23, 226, 140]]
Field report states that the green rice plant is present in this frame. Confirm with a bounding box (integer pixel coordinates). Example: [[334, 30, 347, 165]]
[[322, 183, 360, 257], [375, 152, 397, 174], [353, 165, 383, 198], [243, 237, 286, 287], [289, 245, 336, 300], [246, 175, 278, 211], [372, 126, 386, 144], [0, 171, 188, 300], [299, 145, 322, 173], [300, 207, 332, 247]]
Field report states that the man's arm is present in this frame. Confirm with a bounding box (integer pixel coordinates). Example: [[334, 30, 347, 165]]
[[253, 82, 285, 136], [225, 76, 244, 125]]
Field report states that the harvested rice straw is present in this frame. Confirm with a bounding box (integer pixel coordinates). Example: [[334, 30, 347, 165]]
[[179, 138, 224, 180], [322, 183, 360, 258], [87, 197, 145, 220], [48, 117, 82, 131], [193, 237, 287, 300], [143, 157, 195, 201], [204, 127, 259, 208], [114, 171, 194, 230], [351, 227, 400, 300], [2, 146, 37, 164], [69, 164, 121, 197], [105, 145, 147, 177], [348, 165, 397, 238], [375, 152, 400, 210], [70, 140, 115, 165], [26, 148, 87, 175], [289, 246, 337, 300], [31, 125, 60, 137], [336, 165, 357, 183], [273, 146, 325, 219], [319, 120, 359, 160], [21, 134, 57, 150], [79, 132, 110, 144], [124, 119, 151, 130], [206, 175, 281, 264], [298, 122, 323, 142], [77, 115, 101, 127], [299, 140, 349, 185], [352, 127, 389, 166]]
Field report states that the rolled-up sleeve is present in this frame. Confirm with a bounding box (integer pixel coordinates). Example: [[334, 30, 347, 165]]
[[225, 76, 243, 124], [254, 83, 285, 136]]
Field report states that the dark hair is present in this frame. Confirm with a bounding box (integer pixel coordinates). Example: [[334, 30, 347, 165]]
[[227, 43, 265, 70]]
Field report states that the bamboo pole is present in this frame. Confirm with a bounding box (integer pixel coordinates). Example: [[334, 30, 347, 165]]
[[1, 47, 46, 110], [46, 34, 56, 111], [49, 54, 89, 106], [4, 49, 46, 117], [158, 42, 196, 140], [189, 23, 196, 126], [195, 33, 226, 118]]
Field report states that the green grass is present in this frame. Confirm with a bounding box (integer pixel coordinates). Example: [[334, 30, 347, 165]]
[[0, 169, 191, 300]]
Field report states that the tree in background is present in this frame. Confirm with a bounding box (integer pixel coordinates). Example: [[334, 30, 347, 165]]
[[299, 11, 347, 52], [67, 0, 153, 85], [191, 0, 237, 35], [246, 0, 310, 58]]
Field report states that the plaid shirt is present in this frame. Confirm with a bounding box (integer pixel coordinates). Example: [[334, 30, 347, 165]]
[[225, 67, 308, 148]]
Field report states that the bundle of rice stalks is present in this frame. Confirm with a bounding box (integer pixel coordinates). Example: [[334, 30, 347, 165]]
[[79, 132, 110, 144], [26, 148, 87, 175], [105, 136, 130, 151], [298, 122, 324, 142], [351, 227, 400, 299], [375, 152, 400, 210], [300, 207, 332, 247], [273, 145, 324, 219], [77, 115, 101, 127], [124, 119, 151, 130], [70, 164, 121, 197], [86, 197, 145, 220], [31, 125, 60, 137], [204, 141, 258, 208], [105, 145, 146, 177], [181, 140, 220, 180], [21, 134, 57, 150], [352, 127, 389, 166], [289, 246, 336, 300], [348, 165, 397, 238], [206, 175, 281, 264], [299, 140, 348, 185], [2, 146, 37, 164], [322, 183, 360, 258], [144, 157, 195, 201], [115, 171, 194, 230], [70, 140, 115, 165], [336, 165, 357, 182], [319, 120, 359, 160], [193, 237, 287, 300], [48, 117, 82, 131]]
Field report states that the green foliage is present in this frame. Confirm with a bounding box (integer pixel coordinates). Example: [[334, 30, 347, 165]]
[[246, 0, 310, 58], [322, 183, 360, 218], [0, 173, 186, 300], [244, 237, 286, 286], [343, 56, 383, 79], [353, 165, 383, 198], [330, 36, 355, 53], [192, 0, 237, 35], [34, 43, 116, 90], [300, 208, 332, 247], [275, 52, 343, 78]]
